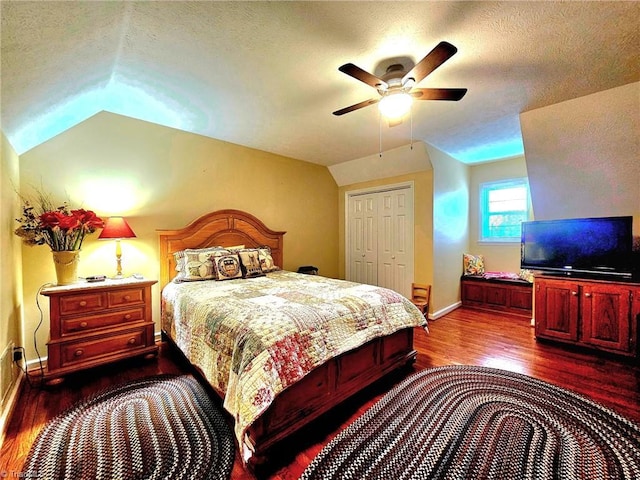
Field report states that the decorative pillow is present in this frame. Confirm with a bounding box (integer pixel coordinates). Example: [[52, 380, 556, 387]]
[[174, 247, 225, 271], [173, 247, 228, 282], [463, 253, 485, 276], [211, 253, 243, 281], [238, 249, 265, 278], [258, 246, 278, 272], [519, 269, 534, 283], [174, 250, 187, 272]]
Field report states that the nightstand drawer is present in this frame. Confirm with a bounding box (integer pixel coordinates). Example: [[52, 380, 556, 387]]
[[61, 307, 145, 335], [60, 328, 146, 367], [108, 288, 145, 307], [59, 292, 107, 315]]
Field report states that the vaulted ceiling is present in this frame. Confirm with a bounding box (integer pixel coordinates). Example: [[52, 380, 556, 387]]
[[1, 1, 638, 166]]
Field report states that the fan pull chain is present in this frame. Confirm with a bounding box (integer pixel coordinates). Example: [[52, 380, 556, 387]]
[[379, 110, 383, 157], [410, 107, 414, 150]]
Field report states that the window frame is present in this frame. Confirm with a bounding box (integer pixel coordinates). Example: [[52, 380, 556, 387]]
[[479, 177, 531, 244]]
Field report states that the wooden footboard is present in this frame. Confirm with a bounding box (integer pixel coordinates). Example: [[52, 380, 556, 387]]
[[244, 327, 416, 468]]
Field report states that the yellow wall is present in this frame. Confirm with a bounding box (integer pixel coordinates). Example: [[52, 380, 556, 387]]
[[17, 112, 339, 360], [468, 155, 529, 273], [0, 131, 22, 418], [426, 144, 470, 315], [337, 170, 434, 289]]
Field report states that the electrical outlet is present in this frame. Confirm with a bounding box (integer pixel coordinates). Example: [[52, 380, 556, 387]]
[[13, 347, 23, 363]]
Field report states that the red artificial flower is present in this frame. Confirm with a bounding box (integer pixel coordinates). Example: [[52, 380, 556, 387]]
[[39, 211, 65, 229], [16, 192, 104, 251], [72, 209, 104, 230], [58, 214, 80, 230]]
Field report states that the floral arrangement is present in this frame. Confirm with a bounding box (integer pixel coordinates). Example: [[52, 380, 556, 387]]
[[15, 191, 103, 251]]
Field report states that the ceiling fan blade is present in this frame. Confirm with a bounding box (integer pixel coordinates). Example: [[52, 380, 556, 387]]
[[333, 98, 380, 116], [411, 88, 467, 101], [339, 63, 388, 89], [403, 41, 458, 85]]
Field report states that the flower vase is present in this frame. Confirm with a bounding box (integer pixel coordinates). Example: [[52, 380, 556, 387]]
[[52, 250, 80, 285]]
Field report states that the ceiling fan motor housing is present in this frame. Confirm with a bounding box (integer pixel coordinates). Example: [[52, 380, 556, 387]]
[[378, 63, 416, 95]]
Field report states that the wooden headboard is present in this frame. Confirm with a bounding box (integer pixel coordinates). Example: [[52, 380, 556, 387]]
[[157, 209, 286, 289]]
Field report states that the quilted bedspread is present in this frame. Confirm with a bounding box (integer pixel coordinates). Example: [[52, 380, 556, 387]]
[[161, 270, 427, 450]]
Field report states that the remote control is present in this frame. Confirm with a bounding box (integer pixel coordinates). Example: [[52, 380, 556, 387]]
[[86, 275, 106, 282]]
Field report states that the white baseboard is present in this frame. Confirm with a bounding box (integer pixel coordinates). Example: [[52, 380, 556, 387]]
[[26, 357, 47, 371], [430, 301, 461, 320], [0, 369, 24, 450]]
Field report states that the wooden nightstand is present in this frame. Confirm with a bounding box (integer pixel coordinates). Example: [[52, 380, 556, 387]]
[[40, 278, 158, 384]]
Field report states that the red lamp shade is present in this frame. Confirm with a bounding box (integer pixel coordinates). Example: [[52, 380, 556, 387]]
[[98, 217, 136, 239]]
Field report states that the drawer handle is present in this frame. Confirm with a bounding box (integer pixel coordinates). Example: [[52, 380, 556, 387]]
[[128, 338, 136, 345], [74, 349, 84, 357], [79, 321, 88, 328], [124, 314, 132, 320], [79, 301, 87, 307], [571, 291, 578, 296], [584, 292, 592, 298], [124, 295, 131, 301]]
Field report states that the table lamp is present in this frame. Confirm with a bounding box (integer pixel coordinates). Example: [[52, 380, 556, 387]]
[[98, 216, 136, 278]]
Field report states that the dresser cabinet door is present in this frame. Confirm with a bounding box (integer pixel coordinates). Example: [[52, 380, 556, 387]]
[[580, 284, 631, 352], [535, 278, 579, 342]]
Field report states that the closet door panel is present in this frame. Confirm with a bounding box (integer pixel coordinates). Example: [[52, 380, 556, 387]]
[[377, 190, 412, 297], [392, 191, 412, 297], [349, 195, 377, 286]]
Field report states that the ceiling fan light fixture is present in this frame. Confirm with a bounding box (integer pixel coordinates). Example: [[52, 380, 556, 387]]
[[378, 91, 413, 119]]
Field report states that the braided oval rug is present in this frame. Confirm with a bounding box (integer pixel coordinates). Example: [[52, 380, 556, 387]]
[[301, 365, 640, 480], [23, 375, 235, 480]]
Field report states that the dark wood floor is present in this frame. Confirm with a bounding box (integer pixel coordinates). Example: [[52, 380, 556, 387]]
[[2, 307, 639, 479]]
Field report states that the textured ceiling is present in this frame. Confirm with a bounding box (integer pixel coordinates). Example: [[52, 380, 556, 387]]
[[1, 1, 638, 166]]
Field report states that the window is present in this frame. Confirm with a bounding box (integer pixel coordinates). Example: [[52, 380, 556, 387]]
[[479, 178, 530, 242]]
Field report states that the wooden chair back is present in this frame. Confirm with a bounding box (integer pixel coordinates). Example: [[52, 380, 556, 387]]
[[410, 283, 431, 318]]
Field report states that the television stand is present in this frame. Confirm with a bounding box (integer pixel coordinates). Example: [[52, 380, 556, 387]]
[[534, 275, 640, 357]]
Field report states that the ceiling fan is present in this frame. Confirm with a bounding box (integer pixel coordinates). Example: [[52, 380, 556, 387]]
[[333, 41, 467, 119]]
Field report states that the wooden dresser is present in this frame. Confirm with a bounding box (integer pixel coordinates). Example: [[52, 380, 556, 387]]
[[41, 278, 158, 384]]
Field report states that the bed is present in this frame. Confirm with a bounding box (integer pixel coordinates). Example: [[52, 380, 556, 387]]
[[158, 209, 427, 469]]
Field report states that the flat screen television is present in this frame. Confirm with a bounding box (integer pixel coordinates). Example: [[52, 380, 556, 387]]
[[520, 216, 634, 279]]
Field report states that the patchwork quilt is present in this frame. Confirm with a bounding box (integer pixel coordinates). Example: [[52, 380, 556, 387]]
[[161, 270, 427, 449]]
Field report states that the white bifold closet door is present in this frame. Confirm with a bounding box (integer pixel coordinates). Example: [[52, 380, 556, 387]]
[[347, 185, 414, 298]]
